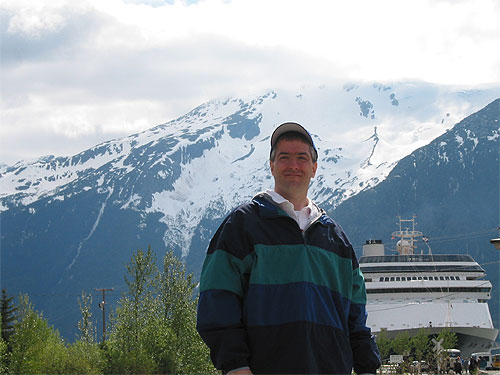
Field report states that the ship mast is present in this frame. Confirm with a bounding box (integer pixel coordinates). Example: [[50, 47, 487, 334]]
[[392, 216, 424, 255]]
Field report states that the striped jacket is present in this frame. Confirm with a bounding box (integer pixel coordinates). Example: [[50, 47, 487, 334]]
[[196, 193, 381, 374]]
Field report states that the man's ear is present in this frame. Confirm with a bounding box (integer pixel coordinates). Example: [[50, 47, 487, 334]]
[[312, 162, 318, 178]]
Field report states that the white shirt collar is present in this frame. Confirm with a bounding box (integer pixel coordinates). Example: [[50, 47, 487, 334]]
[[264, 189, 320, 230]]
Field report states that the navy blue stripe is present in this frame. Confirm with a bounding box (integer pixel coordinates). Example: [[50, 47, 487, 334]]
[[246, 322, 353, 374], [197, 290, 243, 330], [348, 302, 370, 333], [245, 282, 350, 331]]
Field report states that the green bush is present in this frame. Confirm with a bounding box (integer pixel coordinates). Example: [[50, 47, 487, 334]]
[[8, 295, 68, 374]]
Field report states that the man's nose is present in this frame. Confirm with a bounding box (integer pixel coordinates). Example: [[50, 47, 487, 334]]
[[288, 158, 299, 169]]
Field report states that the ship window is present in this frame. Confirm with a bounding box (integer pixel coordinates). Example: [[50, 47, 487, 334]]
[[418, 277, 422, 280], [423, 276, 428, 280], [390, 277, 395, 281], [412, 276, 417, 280], [367, 287, 492, 294], [359, 254, 475, 263], [385, 277, 390, 282], [359, 264, 484, 272], [396, 277, 401, 281], [445, 276, 450, 280], [379, 277, 384, 282], [440, 276, 444, 280]]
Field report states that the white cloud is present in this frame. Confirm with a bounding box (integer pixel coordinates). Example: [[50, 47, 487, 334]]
[[1, 0, 499, 164]]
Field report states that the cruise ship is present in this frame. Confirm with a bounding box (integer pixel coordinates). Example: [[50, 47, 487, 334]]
[[360, 218, 499, 358]]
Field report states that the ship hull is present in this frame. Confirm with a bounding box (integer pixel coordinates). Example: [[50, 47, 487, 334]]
[[366, 301, 499, 357]]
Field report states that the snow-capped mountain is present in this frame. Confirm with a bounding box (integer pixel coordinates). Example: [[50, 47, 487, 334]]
[[1, 82, 499, 339]]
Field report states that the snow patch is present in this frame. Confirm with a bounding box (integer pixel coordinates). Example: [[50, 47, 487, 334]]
[[63, 188, 113, 274]]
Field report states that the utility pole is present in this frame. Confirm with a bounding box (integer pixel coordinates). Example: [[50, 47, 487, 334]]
[[95, 288, 114, 344]]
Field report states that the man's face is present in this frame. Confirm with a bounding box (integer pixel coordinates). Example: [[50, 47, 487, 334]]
[[270, 138, 317, 197]]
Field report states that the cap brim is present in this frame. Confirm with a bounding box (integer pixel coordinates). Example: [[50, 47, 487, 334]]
[[271, 122, 317, 159]]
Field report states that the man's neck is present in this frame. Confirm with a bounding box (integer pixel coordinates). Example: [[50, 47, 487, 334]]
[[273, 189, 308, 210]]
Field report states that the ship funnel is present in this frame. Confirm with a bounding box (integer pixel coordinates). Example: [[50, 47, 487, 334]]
[[363, 239, 385, 256]]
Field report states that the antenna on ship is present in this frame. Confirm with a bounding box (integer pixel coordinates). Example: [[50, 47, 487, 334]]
[[392, 216, 424, 255], [423, 235, 432, 255]]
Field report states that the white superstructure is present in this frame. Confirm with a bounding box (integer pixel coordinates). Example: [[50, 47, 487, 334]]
[[360, 218, 499, 358]]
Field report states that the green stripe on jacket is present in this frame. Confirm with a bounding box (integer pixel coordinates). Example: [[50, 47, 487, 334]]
[[200, 249, 255, 296], [200, 244, 367, 303], [251, 244, 355, 300]]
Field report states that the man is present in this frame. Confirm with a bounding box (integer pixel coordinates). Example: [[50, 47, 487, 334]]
[[196, 122, 381, 374]]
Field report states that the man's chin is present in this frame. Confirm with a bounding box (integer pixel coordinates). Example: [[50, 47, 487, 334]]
[[281, 180, 308, 189]]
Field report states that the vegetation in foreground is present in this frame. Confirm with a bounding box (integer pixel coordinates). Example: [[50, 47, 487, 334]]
[[376, 327, 461, 374], [0, 248, 217, 374]]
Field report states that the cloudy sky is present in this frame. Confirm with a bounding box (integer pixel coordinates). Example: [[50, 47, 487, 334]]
[[1, 0, 499, 165]]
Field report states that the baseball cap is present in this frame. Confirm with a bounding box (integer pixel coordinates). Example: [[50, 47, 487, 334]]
[[270, 122, 318, 161]]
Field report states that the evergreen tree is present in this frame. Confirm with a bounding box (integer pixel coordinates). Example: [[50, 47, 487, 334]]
[[0, 316, 8, 374], [1, 288, 17, 344]]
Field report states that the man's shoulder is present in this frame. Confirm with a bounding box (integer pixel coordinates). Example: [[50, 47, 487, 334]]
[[312, 211, 354, 249], [228, 193, 276, 217]]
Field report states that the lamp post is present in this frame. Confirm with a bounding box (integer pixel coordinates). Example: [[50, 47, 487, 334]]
[[490, 237, 500, 250], [491, 227, 500, 250], [95, 288, 114, 344]]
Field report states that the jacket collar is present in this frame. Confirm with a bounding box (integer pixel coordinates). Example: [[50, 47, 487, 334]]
[[252, 192, 332, 226], [252, 193, 288, 218]]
